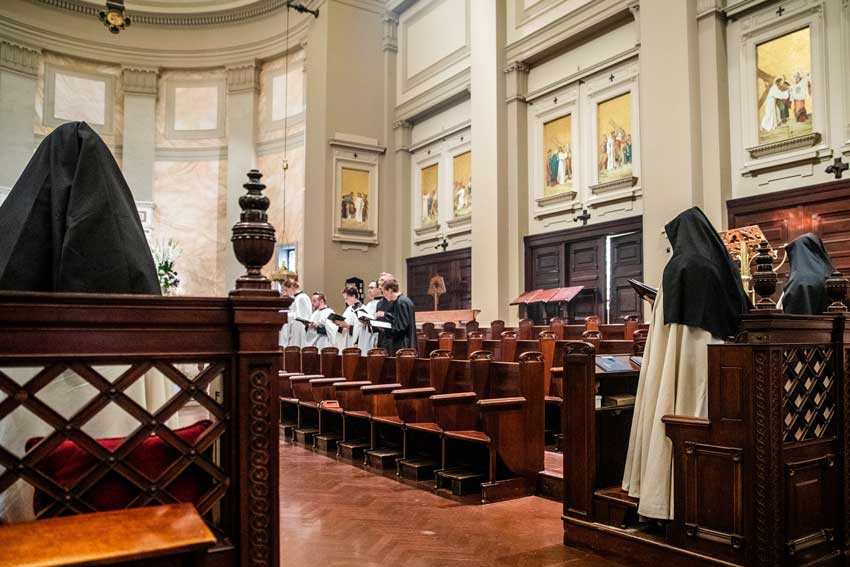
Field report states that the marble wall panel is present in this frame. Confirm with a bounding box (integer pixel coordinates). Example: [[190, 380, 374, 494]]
[[173, 85, 218, 131], [152, 159, 227, 297], [34, 52, 123, 161], [53, 72, 106, 125], [257, 148, 305, 277], [257, 50, 305, 144], [156, 69, 226, 149]]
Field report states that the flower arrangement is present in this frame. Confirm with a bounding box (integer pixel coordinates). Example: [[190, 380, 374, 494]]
[[151, 238, 181, 296]]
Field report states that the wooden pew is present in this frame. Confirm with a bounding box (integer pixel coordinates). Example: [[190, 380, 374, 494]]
[[0, 504, 215, 567], [432, 351, 546, 501]]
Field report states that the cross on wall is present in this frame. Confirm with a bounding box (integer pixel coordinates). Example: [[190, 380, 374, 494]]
[[826, 157, 848, 180]]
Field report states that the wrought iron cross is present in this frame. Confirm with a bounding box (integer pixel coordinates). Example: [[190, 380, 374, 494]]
[[435, 237, 449, 253], [609, 74, 615, 82], [776, 5, 785, 16], [826, 157, 848, 180], [573, 209, 591, 226]]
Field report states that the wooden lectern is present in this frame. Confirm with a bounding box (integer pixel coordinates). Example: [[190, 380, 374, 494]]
[[511, 286, 583, 324]]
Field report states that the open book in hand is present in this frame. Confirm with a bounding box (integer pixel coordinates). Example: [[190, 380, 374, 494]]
[[370, 320, 392, 329], [295, 317, 311, 326], [355, 308, 375, 321], [327, 313, 346, 323]]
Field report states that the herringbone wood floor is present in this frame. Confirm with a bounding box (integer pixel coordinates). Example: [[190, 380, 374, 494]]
[[280, 442, 624, 566]]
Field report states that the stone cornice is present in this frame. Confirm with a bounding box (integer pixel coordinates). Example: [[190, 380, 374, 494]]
[[0, 39, 40, 77], [31, 0, 306, 27], [226, 61, 260, 94], [0, 9, 310, 69], [122, 67, 159, 96]]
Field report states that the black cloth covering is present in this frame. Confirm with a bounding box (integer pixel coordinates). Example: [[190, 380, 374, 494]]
[[782, 233, 834, 315], [379, 294, 417, 355], [662, 207, 749, 339], [0, 122, 160, 294]]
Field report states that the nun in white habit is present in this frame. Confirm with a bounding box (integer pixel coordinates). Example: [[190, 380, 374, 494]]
[[622, 207, 749, 521]]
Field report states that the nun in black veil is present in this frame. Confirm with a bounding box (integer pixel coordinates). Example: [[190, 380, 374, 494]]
[[779, 233, 834, 315], [0, 122, 169, 523], [622, 207, 750, 521], [0, 121, 160, 294]]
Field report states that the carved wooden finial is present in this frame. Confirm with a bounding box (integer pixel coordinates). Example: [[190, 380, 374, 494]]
[[825, 271, 849, 313], [751, 240, 780, 312], [230, 169, 278, 296]]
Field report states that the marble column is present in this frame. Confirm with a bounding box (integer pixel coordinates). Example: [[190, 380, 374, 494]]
[[225, 61, 260, 290], [696, 0, 731, 229], [0, 40, 39, 196], [121, 67, 158, 237], [504, 61, 530, 324], [393, 120, 413, 287], [470, 0, 509, 323], [639, 0, 702, 287]]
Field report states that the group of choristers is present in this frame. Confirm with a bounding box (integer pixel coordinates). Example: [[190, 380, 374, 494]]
[[279, 272, 417, 355]]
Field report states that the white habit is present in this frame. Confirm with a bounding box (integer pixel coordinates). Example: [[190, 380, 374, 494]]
[[621, 288, 722, 520], [334, 303, 364, 350], [306, 306, 337, 350], [760, 84, 788, 132]]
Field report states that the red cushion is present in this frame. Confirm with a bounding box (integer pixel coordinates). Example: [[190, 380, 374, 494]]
[[26, 420, 212, 514]]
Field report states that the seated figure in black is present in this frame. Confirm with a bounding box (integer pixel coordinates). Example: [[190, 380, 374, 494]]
[[780, 233, 834, 315]]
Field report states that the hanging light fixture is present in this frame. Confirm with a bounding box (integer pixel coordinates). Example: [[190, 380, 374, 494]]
[[98, 0, 131, 34]]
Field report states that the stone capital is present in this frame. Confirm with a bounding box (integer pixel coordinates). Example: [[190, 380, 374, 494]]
[[393, 120, 413, 150], [504, 61, 530, 104], [122, 67, 159, 96], [0, 40, 40, 78], [226, 61, 260, 94], [503, 61, 530, 75], [383, 11, 399, 53], [392, 119, 413, 131]]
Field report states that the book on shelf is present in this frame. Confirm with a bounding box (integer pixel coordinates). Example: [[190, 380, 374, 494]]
[[602, 394, 636, 408]]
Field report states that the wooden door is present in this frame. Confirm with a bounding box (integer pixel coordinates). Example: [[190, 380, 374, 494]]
[[609, 231, 643, 322]]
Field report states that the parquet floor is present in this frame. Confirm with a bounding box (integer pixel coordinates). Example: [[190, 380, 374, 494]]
[[280, 442, 624, 567]]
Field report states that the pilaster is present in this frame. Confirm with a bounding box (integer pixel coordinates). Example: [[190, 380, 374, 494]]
[[121, 67, 158, 203], [384, 11, 404, 285], [225, 60, 260, 287], [0, 40, 40, 190], [470, 0, 509, 323], [504, 61, 530, 324], [393, 119, 413, 286]]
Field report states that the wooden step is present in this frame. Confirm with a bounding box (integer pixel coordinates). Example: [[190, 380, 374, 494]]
[[279, 423, 296, 440], [364, 447, 402, 470], [436, 468, 483, 496], [397, 457, 438, 481], [314, 433, 340, 453], [293, 427, 319, 447], [593, 486, 639, 529], [536, 470, 563, 502], [337, 439, 369, 461]]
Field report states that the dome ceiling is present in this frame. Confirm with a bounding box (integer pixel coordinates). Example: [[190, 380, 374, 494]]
[[35, 0, 295, 25]]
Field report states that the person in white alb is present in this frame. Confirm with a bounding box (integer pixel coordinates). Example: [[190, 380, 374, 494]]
[[334, 285, 364, 349], [281, 278, 312, 348], [306, 292, 336, 350]]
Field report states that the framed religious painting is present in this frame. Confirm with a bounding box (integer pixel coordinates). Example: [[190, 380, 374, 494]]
[[331, 137, 384, 246], [583, 60, 640, 208], [528, 84, 579, 224], [733, 2, 827, 177], [756, 27, 813, 146], [452, 150, 472, 218], [420, 162, 440, 226]]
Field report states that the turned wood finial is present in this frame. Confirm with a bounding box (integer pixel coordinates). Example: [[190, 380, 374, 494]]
[[825, 271, 849, 313], [751, 239, 780, 312], [230, 169, 278, 296]]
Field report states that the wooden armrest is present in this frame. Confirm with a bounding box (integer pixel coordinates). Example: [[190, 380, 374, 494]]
[[430, 391, 477, 406], [333, 380, 372, 390], [393, 387, 437, 399], [289, 375, 324, 384], [0, 504, 215, 567], [308, 377, 347, 385], [476, 396, 527, 411], [278, 371, 303, 377], [361, 383, 403, 395], [661, 415, 710, 427]]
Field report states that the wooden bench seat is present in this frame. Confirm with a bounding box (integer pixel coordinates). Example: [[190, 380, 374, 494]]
[[0, 504, 215, 567]]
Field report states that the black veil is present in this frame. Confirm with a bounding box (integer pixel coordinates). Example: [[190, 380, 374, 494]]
[[782, 233, 833, 315], [0, 122, 160, 295], [662, 207, 749, 339]]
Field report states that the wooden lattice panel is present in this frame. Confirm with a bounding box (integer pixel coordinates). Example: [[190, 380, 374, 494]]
[[0, 361, 230, 539], [782, 347, 836, 443]]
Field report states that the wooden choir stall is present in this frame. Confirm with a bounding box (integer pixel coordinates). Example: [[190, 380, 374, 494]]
[[0, 170, 285, 567], [562, 244, 850, 567]]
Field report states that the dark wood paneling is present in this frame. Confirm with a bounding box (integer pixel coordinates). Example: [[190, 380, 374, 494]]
[[610, 231, 643, 322], [727, 179, 850, 279], [406, 248, 472, 312], [524, 216, 643, 323]]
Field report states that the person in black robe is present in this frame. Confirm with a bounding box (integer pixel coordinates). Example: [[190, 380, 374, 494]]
[[0, 121, 160, 294], [781, 233, 834, 315], [378, 277, 416, 355], [662, 207, 751, 339]]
